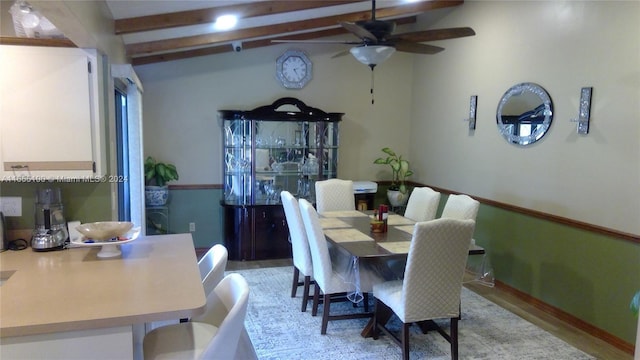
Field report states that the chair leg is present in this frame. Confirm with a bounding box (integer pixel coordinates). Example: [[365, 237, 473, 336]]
[[451, 318, 459, 360], [301, 276, 311, 312], [312, 283, 320, 316], [321, 293, 331, 335], [372, 299, 379, 340], [402, 322, 410, 360], [363, 293, 369, 312], [291, 267, 300, 298]]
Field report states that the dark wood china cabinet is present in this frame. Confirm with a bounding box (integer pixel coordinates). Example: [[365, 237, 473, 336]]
[[219, 98, 343, 260]]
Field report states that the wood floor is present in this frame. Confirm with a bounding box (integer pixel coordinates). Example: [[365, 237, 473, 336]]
[[226, 258, 633, 359]]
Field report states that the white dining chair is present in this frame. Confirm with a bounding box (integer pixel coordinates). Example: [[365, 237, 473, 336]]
[[199, 244, 228, 296], [199, 245, 257, 360], [281, 190, 315, 312], [145, 244, 229, 332], [372, 218, 476, 360], [299, 198, 374, 334], [403, 187, 441, 222], [441, 194, 480, 221], [314, 178, 355, 214], [143, 273, 250, 360]]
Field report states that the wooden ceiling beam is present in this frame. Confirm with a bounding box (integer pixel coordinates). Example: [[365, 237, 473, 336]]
[[131, 16, 416, 65], [0, 37, 76, 47], [115, 1, 363, 35], [126, 1, 463, 56]]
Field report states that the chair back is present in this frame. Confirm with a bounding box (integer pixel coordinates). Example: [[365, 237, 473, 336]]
[[403, 187, 441, 222], [298, 199, 332, 292], [314, 178, 355, 214], [402, 218, 475, 322], [441, 194, 480, 221], [281, 191, 313, 276], [199, 244, 228, 296], [195, 273, 250, 360]]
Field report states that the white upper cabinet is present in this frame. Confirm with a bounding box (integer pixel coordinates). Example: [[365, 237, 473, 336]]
[[0, 45, 106, 181]]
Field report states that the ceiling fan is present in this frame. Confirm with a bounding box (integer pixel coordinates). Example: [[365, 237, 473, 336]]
[[273, 0, 476, 69]]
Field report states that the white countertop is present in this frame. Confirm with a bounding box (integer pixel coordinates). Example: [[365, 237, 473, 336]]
[[0, 233, 206, 338]]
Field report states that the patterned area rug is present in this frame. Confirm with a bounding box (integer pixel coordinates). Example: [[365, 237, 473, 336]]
[[233, 266, 594, 360]]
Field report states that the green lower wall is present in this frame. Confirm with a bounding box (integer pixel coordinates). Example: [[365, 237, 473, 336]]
[[163, 188, 224, 248], [474, 203, 640, 346], [0, 182, 112, 230]]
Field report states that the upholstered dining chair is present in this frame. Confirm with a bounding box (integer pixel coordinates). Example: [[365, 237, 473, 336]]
[[199, 244, 228, 297], [372, 218, 476, 360], [143, 273, 250, 360], [199, 245, 257, 360], [299, 198, 374, 334], [281, 190, 315, 312], [403, 187, 441, 222], [314, 178, 355, 214], [440, 194, 480, 221], [146, 244, 229, 332]]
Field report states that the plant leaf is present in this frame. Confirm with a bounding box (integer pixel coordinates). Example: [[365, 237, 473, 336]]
[[145, 169, 155, 182], [382, 147, 395, 156], [399, 160, 409, 174]]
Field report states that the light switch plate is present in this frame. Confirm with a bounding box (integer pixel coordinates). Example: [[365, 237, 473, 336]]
[[0, 197, 22, 217]]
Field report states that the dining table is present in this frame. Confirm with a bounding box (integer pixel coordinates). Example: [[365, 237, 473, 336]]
[[319, 210, 485, 337], [0, 233, 206, 360]]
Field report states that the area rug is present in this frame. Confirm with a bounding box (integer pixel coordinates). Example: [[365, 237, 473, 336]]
[[232, 266, 594, 360]]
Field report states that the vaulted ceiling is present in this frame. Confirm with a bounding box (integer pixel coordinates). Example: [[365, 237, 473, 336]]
[[106, 0, 467, 65], [0, 1, 468, 65]]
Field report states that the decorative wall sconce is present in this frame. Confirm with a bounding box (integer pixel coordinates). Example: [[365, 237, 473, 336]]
[[463, 95, 477, 130], [570, 87, 592, 135]]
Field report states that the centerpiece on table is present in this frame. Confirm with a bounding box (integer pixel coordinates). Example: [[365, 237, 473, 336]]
[[373, 147, 413, 207], [144, 156, 179, 206]]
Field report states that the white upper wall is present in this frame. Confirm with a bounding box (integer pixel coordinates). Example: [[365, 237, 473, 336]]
[[135, 42, 415, 186], [409, 1, 640, 234]]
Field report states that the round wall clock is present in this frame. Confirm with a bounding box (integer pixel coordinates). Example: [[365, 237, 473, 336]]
[[276, 49, 312, 89]]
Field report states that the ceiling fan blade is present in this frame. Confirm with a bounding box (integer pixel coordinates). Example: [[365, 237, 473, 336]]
[[271, 39, 361, 44], [388, 27, 476, 43], [393, 41, 444, 55], [340, 21, 377, 42]]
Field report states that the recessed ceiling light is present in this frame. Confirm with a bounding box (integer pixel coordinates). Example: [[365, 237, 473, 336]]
[[214, 15, 238, 30]]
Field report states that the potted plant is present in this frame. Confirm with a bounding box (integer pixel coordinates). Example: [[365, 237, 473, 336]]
[[144, 156, 179, 206], [373, 147, 413, 207]]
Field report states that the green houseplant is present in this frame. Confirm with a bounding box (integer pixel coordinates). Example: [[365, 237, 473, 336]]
[[374, 147, 413, 206], [144, 156, 179, 206]]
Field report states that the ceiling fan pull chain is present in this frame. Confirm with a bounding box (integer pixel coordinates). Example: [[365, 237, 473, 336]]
[[370, 68, 375, 105]]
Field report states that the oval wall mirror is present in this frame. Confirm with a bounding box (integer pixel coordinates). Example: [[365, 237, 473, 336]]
[[496, 82, 553, 146]]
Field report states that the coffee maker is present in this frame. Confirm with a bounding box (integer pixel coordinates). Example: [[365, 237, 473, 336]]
[[31, 188, 68, 251]]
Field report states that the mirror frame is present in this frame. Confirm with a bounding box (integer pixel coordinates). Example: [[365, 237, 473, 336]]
[[496, 82, 553, 146]]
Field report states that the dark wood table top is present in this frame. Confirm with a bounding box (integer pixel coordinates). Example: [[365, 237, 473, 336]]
[[322, 212, 485, 259]]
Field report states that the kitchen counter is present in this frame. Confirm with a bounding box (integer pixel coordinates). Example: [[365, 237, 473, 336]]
[[0, 233, 206, 359]]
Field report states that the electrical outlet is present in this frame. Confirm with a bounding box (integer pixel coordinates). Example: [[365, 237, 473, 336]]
[[0, 196, 22, 216], [189, 222, 196, 232]]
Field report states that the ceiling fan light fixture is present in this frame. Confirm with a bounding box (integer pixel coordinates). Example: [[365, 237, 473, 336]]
[[349, 45, 396, 67]]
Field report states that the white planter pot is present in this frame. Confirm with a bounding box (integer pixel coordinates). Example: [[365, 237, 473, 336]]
[[387, 189, 408, 207], [145, 186, 169, 206]]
